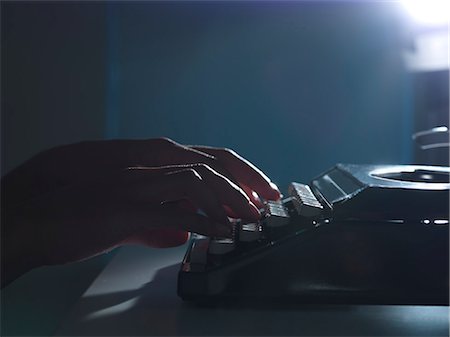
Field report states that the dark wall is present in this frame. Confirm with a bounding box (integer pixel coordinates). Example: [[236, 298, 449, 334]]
[[1, 2, 107, 174], [2, 1, 413, 188], [111, 2, 413, 187], [1, 5, 108, 334]]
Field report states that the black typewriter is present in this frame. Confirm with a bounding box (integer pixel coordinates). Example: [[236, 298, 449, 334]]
[[177, 164, 449, 305]]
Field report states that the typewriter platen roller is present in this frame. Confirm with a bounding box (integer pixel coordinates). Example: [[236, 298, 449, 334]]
[[177, 164, 449, 305]]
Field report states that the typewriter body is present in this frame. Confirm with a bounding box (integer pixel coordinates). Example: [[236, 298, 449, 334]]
[[177, 164, 449, 305]]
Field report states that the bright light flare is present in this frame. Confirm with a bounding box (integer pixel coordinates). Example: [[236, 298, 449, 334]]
[[402, 0, 450, 26]]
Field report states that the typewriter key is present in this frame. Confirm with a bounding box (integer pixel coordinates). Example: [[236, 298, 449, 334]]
[[239, 223, 262, 241]]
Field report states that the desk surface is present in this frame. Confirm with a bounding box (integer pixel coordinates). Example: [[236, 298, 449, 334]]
[[56, 244, 449, 336]]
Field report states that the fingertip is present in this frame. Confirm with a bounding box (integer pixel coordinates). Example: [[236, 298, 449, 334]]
[[153, 228, 190, 247], [269, 181, 281, 195], [270, 190, 282, 201], [261, 182, 281, 201]]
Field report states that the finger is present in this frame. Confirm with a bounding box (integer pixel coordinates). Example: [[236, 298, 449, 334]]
[[152, 141, 240, 184], [65, 138, 276, 205], [126, 165, 260, 221], [23, 138, 273, 201], [84, 138, 216, 169], [192, 164, 261, 220], [123, 168, 231, 226], [190, 146, 281, 200], [34, 138, 201, 178], [118, 205, 232, 238], [122, 140, 279, 201]]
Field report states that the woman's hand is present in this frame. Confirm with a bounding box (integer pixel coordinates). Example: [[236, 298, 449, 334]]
[[1, 138, 280, 286]]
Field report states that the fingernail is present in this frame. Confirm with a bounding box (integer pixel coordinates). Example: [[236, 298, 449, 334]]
[[270, 181, 280, 193], [269, 182, 282, 199]]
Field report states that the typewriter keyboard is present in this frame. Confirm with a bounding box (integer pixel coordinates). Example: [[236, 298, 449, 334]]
[[186, 182, 327, 270]]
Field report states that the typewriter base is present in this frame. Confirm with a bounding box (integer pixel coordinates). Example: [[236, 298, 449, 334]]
[[178, 221, 449, 306]]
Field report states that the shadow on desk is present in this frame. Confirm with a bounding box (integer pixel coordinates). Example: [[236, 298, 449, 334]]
[[56, 263, 449, 336]]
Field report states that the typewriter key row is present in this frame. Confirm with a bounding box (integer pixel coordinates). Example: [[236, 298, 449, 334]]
[[190, 188, 322, 265], [208, 197, 296, 255], [208, 219, 266, 255]]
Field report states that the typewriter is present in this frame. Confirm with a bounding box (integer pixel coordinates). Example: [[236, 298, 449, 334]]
[[177, 164, 449, 305]]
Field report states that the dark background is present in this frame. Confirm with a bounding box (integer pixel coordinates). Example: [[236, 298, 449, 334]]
[[2, 1, 420, 188]]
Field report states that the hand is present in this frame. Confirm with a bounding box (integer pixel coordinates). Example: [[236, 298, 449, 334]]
[[1, 138, 280, 286]]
